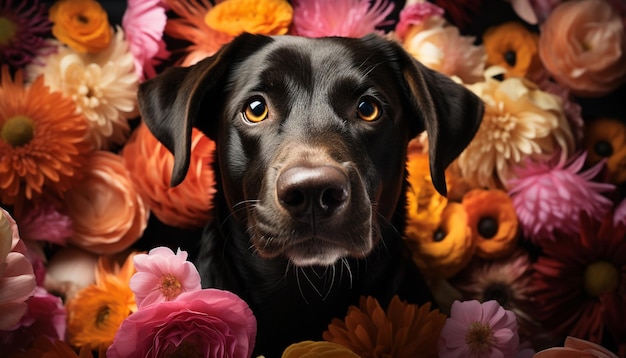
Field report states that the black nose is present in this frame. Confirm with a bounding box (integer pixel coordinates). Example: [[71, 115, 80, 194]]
[[276, 165, 350, 220]]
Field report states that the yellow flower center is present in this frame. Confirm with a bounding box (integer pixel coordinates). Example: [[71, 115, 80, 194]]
[[160, 273, 183, 300], [584, 261, 619, 297], [466, 321, 494, 355], [1, 115, 35, 147], [0, 16, 17, 45]]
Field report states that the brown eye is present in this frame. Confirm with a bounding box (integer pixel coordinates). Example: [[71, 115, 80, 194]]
[[357, 98, 381, 122], [243, 98, 268, 123]]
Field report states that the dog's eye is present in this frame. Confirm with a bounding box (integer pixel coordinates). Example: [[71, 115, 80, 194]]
[[356, 98, 381, 122], [243, 98, 269, 123]]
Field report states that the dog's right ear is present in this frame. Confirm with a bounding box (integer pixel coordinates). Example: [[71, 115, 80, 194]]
[[138, 34, 274, 187]]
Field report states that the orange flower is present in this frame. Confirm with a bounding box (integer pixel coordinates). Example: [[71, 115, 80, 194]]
[[533, 336, 619, 358], [14, 336, 102, 358], [282, 341, 360, 358], [0, 66, 90, 209], [462, 188, 519, 259], [63, 151, 149, 255], [49, 0, 112, 53], [405, 203, 475, 279], [164, 0, 233, 66], [483, 21, 542, 79], [65, 252, 137, 351], [205, 0, 293, 37], [323, 296, 446, 358], [538, 0, 626, 97], [122, 123, 216, 229], [583, 117, 626, 184]]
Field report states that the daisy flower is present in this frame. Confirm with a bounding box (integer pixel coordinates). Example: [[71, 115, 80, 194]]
[[0, 66, 90, 208], [130, 247, 202, 309], [27, 28, 139, 150], [290, 0, 394, 38], [508, 152, 615, 243], [438, 300, 520, 358], [0, 0, 54, 69], [324, 295, 447, 357]]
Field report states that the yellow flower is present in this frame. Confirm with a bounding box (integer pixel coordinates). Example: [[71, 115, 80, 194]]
[[282, 341, 359, 358], [483, 21, 541, 79], [49, 0, 112, 53], [204, 0, 293, 37], [323, 296, 446, 358]]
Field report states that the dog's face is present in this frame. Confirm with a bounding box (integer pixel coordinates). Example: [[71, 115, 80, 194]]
[[138, 34, 483, 267]]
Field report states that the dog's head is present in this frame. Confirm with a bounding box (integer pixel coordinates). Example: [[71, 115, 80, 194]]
[[138, 34, 483, 267]]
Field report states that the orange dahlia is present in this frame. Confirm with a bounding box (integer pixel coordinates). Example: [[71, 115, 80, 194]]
[[0, 66, 90, 209]]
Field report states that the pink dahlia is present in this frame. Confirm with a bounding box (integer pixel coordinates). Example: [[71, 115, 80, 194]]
[[508, 152, 614, 243], [107, 289, 257, 358], [438, 300, 519, 357], [290, 0, 394, 38], [130, 247, 201, 309]]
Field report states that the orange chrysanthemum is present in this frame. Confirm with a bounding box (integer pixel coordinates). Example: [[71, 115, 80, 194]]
[[122, 123, 216, 229], [323, 295, 447, 358], [0, 66, 90, 209], [65, 252, 137, 351], [205, 0, 293, 37]]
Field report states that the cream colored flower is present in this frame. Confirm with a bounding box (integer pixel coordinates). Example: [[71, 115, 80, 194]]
[[402, 16, 486, 84], [27, 27, 139, 150], [457, 77, 575, 189]]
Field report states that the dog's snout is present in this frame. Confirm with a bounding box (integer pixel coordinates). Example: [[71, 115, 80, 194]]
[[276, 165, 349, 219]]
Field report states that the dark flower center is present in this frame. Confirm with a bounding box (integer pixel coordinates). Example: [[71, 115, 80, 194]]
[[0, 16, 17, 45], [466, 321, 494, 355], [483, 283, 512, 307], [594, 140, 613, 158], [478, 217, 499, 239], [504, 50, 516, 67], [584, 261, 619, 297], [96, 306, 110, 328], [76, 14, 90, 24], [433, 228, 446, 242], [1, 115, 35, 147], [163, 340, 203, 358]]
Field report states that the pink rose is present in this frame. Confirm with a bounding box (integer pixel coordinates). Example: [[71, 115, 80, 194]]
[[107, 289, 257, 358]]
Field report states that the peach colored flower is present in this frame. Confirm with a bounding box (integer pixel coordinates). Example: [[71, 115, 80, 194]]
[[122, 123, 216, 229], [538, 0, 626, 97], [63, 151, 149, 255], [402, 15, 486, 84], [45, 246, 98, 301], [533, 336, 619, 358], [204, 0, 293, 37], [48, 0, 112, 53]]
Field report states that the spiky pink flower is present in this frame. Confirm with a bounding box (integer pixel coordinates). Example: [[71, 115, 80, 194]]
[[508, 152, 614, 243], [290, 0, 394, 38]]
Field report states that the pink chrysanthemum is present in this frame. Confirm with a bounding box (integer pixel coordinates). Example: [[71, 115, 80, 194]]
[[290, 0, 394, 38], [438, 300, 520, 358], [130, 247, 202, 309], [0, 0, 54, 69], [508, 152, 614, 243], [122, 0, 170, 80], [16, 202, 72, 246]]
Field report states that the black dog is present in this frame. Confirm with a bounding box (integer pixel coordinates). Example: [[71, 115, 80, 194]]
[[138, 33, 483, 356]]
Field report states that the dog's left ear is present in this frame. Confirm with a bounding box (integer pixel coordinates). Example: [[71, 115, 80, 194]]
[[371, 36, 484, 196]]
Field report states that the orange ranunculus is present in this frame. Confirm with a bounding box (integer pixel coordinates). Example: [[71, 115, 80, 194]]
[[538, 0, 626, 97], [462, 188, 519, 259], [63, 151, 149, 255], [583, 117, 626, 185], [204, 0, 293, 37], [483, 21, 542, 79], [282, 341, 360, 358], [49, 0, 112, 53], [122, 122, 216, 229]]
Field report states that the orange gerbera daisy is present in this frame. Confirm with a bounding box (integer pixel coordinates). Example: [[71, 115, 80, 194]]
[[65, 252, 137, 351], [0, 66, 90, 209], [323, 296, 447, 358]]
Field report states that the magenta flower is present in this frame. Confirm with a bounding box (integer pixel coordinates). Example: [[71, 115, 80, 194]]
[[614, 199, 626, 227], [395, 1, 444, 39], [122, 0, 170, 80], [438, 300, 519, 358], [290, 0, 394, 38], [16, 202, 72, 246], [0, 0, 55, 69], [508, 152, 614, 243], [130, 247, 201, 309], [107, 289, 257, 358]]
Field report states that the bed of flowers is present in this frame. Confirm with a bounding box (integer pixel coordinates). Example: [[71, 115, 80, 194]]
[[1, 0, 625, 356]]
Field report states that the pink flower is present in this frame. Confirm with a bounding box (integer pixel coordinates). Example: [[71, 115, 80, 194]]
[[290, 0, 394, 38], [122, 0, 170, 80], [614, 199, 626, 226], [107, 289, 257, 358], [15, 202, 72, 246], [438, 300, 520, 358], [508, 152, 614, 243], [395, 1, 444, 40], [0, 208, 36, 331], [130, 247, 201, 309]]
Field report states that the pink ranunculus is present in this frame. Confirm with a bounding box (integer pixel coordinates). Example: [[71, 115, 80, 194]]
[[130, 247, 202, 309], [16, 202, 73, 246], [107, 289, 257, 358]]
